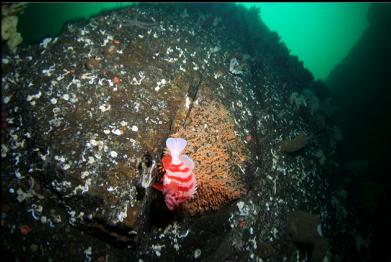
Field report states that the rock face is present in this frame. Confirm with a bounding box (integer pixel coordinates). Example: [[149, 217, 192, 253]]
[[287, 211, 329, 262], [280, 132, 309, 153], [2, 3, 340, 260]]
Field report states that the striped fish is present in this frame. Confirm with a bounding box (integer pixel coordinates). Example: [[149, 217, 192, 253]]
[[153, 138, 197, 210]]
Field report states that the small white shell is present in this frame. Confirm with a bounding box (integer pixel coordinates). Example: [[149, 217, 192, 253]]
[[194, 249, 201, 259], [110, 151, 118, 158], [62, 94, 70, 100]]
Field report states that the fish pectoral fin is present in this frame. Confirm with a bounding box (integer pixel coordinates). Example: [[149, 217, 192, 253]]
[[152, 183, 164, 192]]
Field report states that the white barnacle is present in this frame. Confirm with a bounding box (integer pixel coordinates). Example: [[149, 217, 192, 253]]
[[1, 144, 9, 158], [130, 74, 145, 85], [26, 204, 43, 220], [99, 103, 111, 112], [237, 201, 250, 216], [90, 139, 98, 146], [87, 156, 95, 164], [185, 96, 191, 109], [62, 94, 70, 101], [117, 206, 128, 222], [41, 216, 47, 224], [6, 117, 14, 124], [52, 107, 61, 114], [98, 78, 105, 85], [110, 151, 118, 158], [112, 129, 122, 135], [84, 246, 92, 261], [107, 186, 117, 192], [42, 66, 55, 76], [81, 171, 89, 179], [166, 47, 173, 54], [131, 125, 138, 132], [15, 169, 24, 179], [272, 227, 278, 239], [194, 249, 201, 259], [26, 91, 42, 102], [70, 96, 78, 103], [50, 98, 57, 104], [101, 34, 113, 46], [54, 155, 66, 163], [152, 244, 165, 257], [81, 72, 94, 80], [40, 37, 52, 49], [4, 96, 11, 103]]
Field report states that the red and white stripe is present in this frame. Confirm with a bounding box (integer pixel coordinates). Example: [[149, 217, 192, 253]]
[[162, 154, 197, 210]]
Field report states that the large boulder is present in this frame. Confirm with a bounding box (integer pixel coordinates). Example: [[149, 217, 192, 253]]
[[2, 3, 339, 260]]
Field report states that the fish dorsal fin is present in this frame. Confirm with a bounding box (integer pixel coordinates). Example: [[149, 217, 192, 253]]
[[166, 138, 187, 165]]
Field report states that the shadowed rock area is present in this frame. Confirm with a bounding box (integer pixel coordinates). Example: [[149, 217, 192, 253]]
[[326, 3, 391, 260]]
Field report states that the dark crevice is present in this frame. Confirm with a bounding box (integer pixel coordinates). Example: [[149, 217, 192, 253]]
[[183, 72, 202, 129]]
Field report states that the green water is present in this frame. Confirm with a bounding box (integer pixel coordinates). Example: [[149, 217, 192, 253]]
[[17, 3, 369, 80], [18, 3, 134, 43], [239, 3, 370, 80]]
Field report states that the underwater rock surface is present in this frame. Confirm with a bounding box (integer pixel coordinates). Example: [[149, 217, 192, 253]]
[[2, 3, 341, 261]]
